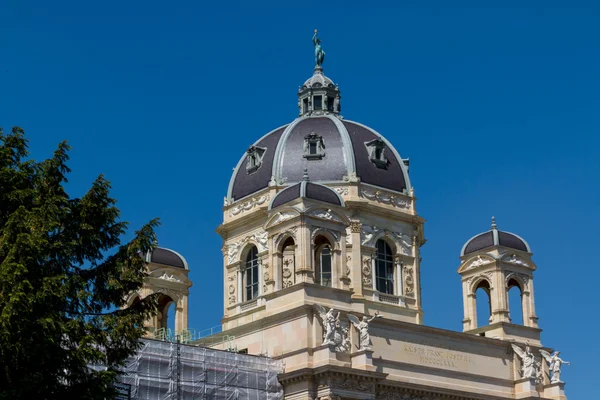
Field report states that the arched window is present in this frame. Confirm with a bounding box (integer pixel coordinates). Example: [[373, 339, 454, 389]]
[[475, 280, 492, 327], [244, 246, 259, 301], [507, 279, 524, 325], [375, 240, 394, 294], [318, 245, 332, 287]]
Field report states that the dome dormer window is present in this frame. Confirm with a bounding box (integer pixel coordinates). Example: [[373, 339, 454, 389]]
[[313, 95, 323, 111], [303, 132, 325, 160], [365, 139, 389, 169], [246, 145, 266, 174]]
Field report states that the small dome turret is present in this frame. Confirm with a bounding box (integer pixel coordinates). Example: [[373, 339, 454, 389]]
[[461, 217, 531, 256], [269, 170, 343, 209]]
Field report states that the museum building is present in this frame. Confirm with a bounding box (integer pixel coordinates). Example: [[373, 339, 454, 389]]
[[126, 34, 570, 400]]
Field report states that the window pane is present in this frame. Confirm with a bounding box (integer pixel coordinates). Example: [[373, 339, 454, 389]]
[[320, 246, 332, 287], [375, 240, 394, 295], [309, 142, 317, 155], [314, 96, 322, 110], [327, 96, 334, 111]]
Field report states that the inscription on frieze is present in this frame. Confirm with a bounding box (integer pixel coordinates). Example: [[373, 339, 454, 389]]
[[403, 343, 473, 371]]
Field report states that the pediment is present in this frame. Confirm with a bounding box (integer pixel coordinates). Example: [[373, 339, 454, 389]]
[[265, 208, 301, 229], [458, 255, 496, 273]]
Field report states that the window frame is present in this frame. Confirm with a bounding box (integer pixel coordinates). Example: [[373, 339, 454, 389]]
[[244, 246, 259, 301], [375, 239, 395, 295], [316, 244, 332, 287]]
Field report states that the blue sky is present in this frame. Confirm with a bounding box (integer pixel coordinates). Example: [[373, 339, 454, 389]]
[[1, 1, 598, 396]]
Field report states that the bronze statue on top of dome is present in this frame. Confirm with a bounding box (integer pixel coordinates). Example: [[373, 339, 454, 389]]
[[313, 29, 325, 67]]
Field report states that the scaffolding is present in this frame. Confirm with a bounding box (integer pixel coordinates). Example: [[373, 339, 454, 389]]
[[116, 338, 284, 400]]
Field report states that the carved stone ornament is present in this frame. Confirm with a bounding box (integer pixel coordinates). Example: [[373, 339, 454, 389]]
[[273, 226, 298, 249], [362, 257, 372, 287], [345, 226, 353, 245], [330, 378, 375, 392], [361, 225, 381, 246], [228, 295, 236, 305], [282, 257, 294, 288], [272, 211, 296, 225], [360, 188, 410, 209], [332, 187, 349, 196], [387, 231, 413, 255], [228, 194, 270, 216], [228, 284, 235, 295], [311, 227, 341, 243], [467, 271, 494, 291], [227, 230, 269, 264], [314, 304, 350, 352], [377, 392, 432, 400], [404, 265, 415, 297], [504, 254, 530, 268], [308, 208, 341, 222], [504, 270, 530, 286], [157, 272, 182, 283], [350, 221, 362, 233], [345, 256, 351, 277], [465, 255, 493, 270]]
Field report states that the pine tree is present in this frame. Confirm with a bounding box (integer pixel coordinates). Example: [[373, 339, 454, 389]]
[[0, 127, 159, 399]]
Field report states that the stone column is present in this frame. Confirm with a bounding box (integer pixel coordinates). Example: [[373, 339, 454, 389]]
[[525, 278, 539, 328], [350, 221, 364, 298], [492, 270, 510, 323]]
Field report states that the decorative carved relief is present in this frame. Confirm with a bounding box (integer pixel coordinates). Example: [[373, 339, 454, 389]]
[[345, 226, 352, 245], [332, 187, 349, 196], [360, 188, 410, 209], [362, 257, 372, 287], [361, 225, 381, 245], [157, 272, 182, 283], [311, 227, 340, 243], [404, 265, 415, 297], [228, 194, 270, 216], [330, 378, 375, 392], [227, 230, 269, 264], [350, 221, 362, 233], [282, 257, 294, 288], [465, 255, 493, 270], [504, 254, 530, 268], [377, 392, 432, 400], [308, 208, 341, 222], [504, 270, 530, 286], [345, 256, 351, 277], [273, 227, 298, 249], [387, 231, 413, 255], [467, 271, 494, 291], [272, 211, 296, 225]]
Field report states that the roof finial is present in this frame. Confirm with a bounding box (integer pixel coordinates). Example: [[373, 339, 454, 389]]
[[491, 216, 497, 230], [312, 29, 325, 68], [303, 168, 310, 182]]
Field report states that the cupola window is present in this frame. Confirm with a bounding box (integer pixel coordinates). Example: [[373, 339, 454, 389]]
[[303, 132, 325, 160], [327, 96, 335, 112], [365, 139, 389, 169], [303, 98, 309, 114], [246, 146, 266, 174], [313, 95, 323, 110]]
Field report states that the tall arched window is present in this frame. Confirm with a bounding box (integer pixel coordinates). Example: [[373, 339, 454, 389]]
[[475, 280, 492, 327], [244, 246, 259, 301], [375, 240, 394, 294], [507, 279, 524, 325], [318, 245, 332, 287]]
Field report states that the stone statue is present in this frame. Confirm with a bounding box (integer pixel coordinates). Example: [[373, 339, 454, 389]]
[[511, 343, 539, 381], [348, 312, 382, 350], [315, 304, 349, 352], [540, 350, 570, 383], [313, 29, 325, 67]]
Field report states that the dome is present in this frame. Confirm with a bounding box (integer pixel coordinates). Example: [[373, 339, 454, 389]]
[[269, 172, 344, 209], [301, 67, 336, 90], [461, 218, 531, 256], [227, 66, 411, 203], [146, 247, 188, 269]]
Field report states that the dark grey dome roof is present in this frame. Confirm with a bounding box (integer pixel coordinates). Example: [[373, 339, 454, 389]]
[[461, 218, 530, 256], [227, 116, 411, 202], [146, 247, 188, 269], [270, 177, 343, 209]]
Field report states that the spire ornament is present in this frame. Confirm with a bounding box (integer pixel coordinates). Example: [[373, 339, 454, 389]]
[[313, 29, 325, 67]]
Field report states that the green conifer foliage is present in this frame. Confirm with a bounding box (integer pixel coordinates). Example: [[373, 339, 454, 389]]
[[0, 127, 159, 399]]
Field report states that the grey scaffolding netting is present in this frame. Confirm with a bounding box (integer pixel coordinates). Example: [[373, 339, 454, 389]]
[[116, 339, 284, 400]]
